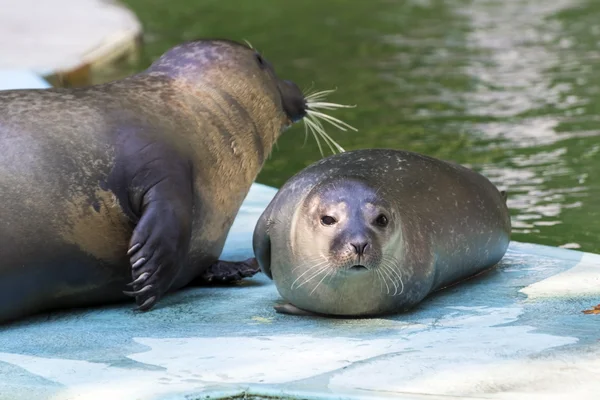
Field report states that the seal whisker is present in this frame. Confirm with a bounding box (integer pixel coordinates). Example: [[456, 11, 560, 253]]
[[304, 92, 325, 102], [306, 113, 347, 155], [290, 260, 329, 289], [381, 255, 402, 273], [305, 115, 339, 155], [398, 274, 405, 296], [307, 115, 346, 154], [306, 104, 339, 111], [294, 265, 331, 290], [305, 92, 333, 101], [305, 115, 331, 150], [305, 113, 351, 154], [305, 89, 330, 97], [291, 257, 327, 273], [326, 268, 338, 285], [304, 117, 327, 156], [292, 256, 327, 267], [305, 94, 332, 103], [302, 121, 309, 148], [382, 263, 402, 296], [301, 87, 356, 156], [291, 260, 328, 280], [318, 127, 347, 154], [376, 267, 392, 295], [305, 109, 358, 132], [381, 257, 400, 280], [306, 102, 357, 110], [306, 110, 349, 133], [310, 269, 332, 295], [291, 264, 327, 286], [304, 88, 338, 100], [375, 269, 386, 295], [305, 119, 326, 156], [302, 82, 316, 96], [385, 265, 402, 297], [381, 258, 405, 296], [380, 264, 400, 296], [298, 256, 331, 285]]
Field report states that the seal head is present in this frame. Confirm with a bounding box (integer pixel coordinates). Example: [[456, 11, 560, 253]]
[[279, 178, 403, 316], [146, 39, 307, 127]]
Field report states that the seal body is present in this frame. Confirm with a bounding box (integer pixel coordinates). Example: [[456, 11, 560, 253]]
[[253, 148, 511, 317], [0, 39, 308, 323]]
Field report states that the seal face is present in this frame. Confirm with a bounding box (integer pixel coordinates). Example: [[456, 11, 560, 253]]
[[0, 38, 326, 323], [253, 148, 512, 317], [304, 179, 393, 273]]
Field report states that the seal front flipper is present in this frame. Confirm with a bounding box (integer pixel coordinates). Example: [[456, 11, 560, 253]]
[[113, 138, 194, 311], [196, 258, 260, 284], [123, 171, 193, 310]]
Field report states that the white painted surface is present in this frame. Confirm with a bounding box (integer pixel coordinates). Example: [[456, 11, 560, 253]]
[[0, 238, 598, 400], [0, 0, 141, 74], [0, 303, 588, 399], [521, 252, 600, 299]]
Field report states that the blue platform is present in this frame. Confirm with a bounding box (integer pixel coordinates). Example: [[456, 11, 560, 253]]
[[1, 71, 599, 400]]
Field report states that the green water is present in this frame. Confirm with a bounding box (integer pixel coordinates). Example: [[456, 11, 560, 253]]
[[120, 0, 600, 253]]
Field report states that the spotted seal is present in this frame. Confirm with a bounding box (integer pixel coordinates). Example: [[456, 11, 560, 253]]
[[253, 148, 511, 317]]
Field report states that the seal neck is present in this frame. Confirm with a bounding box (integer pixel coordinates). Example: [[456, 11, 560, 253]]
[[168, 77, 284, 181]]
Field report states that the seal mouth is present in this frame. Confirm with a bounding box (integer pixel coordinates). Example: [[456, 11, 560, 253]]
[[349, 264, 368, 272]]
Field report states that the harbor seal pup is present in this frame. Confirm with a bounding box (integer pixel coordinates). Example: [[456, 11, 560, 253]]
[[0, 38, 352, 323], [253, 148, 511, 317]]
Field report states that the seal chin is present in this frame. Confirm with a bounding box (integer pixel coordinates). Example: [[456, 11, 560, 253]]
[[278, 79, 307, 122]]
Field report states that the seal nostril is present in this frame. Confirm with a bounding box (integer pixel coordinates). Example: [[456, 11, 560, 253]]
[[350, 242, 369, 256]]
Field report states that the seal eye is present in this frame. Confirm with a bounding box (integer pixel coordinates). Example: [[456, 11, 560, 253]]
[[375, 214, 388, 227], [321, 215, 337, 226], [255, 53, 266, 68]]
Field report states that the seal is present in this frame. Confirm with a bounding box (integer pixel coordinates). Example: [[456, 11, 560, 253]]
[[0, 38, 353, 324], [253, 148, 511, 317]]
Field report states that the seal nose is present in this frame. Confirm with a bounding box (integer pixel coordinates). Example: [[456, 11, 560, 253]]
[[279, 80, 307, 122], [350, 241, 369, 256]]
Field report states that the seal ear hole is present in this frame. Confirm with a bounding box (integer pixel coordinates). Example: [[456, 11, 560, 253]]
[[375, 214, 388, 227], [321, 215, 337, 226]]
